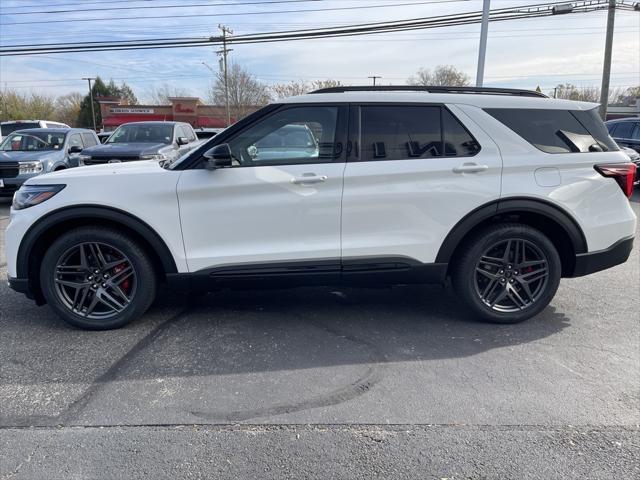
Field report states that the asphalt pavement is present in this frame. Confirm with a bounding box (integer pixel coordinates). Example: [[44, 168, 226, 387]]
[[1, 193, 638, 479]]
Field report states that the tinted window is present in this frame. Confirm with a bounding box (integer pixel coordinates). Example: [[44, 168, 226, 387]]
[[442, 109, 481, 156], [227, 106, 338, 166], [486, 108, 605, 153], [572, 109, 619, 151], [360, 106, 441, 161], [0, 123, 39, 136], [81, 132, 98, 147], [632, 124, 640, 140], [612, 122, 633, 138]]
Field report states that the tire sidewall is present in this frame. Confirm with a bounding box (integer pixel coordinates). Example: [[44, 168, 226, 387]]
[[457, 225, 562, 323], [40, 228, 156, 330]]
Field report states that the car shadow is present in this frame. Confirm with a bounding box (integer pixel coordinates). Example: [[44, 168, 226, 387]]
[[0, 282, 570, 387]]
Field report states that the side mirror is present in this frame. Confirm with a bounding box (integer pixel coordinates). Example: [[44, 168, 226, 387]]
[[177, 136, 189, 146], [203, 143, 233, 170], [68, 145, 83, 154]]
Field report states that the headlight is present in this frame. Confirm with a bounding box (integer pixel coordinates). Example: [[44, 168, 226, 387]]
[[140, 153, 167, 161], [12, 184, 65, 210], [18, 161, 44, 175]]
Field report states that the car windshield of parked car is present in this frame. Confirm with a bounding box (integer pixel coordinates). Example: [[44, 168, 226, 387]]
[[107, 124, 173, 144], [0, 131, 67, 151]]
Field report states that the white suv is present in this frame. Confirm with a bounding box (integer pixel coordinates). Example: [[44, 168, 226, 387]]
[[4, 86, 637, 330]]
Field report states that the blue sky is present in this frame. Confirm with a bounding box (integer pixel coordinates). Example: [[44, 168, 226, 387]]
[[0, 0, 638, 102]]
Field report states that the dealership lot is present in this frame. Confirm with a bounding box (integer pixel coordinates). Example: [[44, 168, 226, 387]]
[[0, 194, 638, 478]]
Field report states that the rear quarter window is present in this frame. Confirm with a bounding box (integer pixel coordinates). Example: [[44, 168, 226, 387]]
[[485, 108, 615, 153]]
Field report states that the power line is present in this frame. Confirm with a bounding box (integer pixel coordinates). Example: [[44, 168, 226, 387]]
[[0, 0, 470, 26], [3, 1, 636, 56], [1, 0, 323, 16]]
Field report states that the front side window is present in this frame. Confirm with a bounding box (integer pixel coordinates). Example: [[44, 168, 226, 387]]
[[486, 108, 611, 153], [0, 131, 67, 151], [107, 124, 173, 144], [632, 124, 640, 140], [227, 106, 338, 166]]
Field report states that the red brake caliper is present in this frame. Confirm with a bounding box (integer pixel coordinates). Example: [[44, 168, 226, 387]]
[[113, 263, 131, 293]]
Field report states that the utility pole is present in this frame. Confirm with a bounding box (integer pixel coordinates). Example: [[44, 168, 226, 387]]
[[368, 75, 381, 86], [599, 0, 616, 120], [82, 77, 97, 132], [475, 0, 490, 87], [217, 25, 233, 126]]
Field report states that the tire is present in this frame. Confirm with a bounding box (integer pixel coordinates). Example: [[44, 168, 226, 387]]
[[40, 226, 157, 330], [452, 223, 561, 324]]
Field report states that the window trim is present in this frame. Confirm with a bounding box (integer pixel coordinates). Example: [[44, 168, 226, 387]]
[[346, 102, 481, 163], [198, 103, 349, 169]]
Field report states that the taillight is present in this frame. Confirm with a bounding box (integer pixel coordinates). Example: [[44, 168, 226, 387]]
[[595, 163, 637, 199]]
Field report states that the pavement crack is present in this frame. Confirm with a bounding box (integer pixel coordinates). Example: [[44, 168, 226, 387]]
[[2, 445, 38, 479], [57, 302, 192, 425]]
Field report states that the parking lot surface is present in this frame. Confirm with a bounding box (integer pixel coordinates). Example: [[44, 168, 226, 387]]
[[1, 195, 638, 479]]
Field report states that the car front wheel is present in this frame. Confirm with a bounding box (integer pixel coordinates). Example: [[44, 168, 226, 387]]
[[40, 226, 157, 330], [452, 223, 562, 323]]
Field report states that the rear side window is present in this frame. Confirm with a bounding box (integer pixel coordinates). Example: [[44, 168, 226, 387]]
[[486, 108, 616, 153], [611, 122, 635, 139], [358, 105, 479, 161], [81, 132, 98, 147]]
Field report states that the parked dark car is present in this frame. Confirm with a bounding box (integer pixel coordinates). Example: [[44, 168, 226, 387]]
[[79, 121, 201, 166], [0, 128, 99, 197], [606, 117, 640, 153]]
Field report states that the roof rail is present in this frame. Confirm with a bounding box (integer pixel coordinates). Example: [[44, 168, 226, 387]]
[[310, 85, 548, 98]]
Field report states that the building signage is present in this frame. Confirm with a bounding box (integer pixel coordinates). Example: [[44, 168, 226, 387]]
[[174, 103, 195, 114], [110, 107, 155, 114]]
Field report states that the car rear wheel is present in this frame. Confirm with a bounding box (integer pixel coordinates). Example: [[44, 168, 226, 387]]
[[40, 226, 157, 330], [452, 223, 561, 323]]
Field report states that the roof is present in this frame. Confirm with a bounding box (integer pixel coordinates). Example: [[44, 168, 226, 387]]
[[279, 91, 598, 111], [605, 116, 640, 123], [9, 127, 93, 133]]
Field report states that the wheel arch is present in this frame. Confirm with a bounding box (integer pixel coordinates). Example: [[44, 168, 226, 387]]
[[436, 197, 588, 277], [17, 205, 178, 304]]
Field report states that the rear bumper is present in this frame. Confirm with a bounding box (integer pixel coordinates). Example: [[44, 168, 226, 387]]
[[571, 236, 634, 277]]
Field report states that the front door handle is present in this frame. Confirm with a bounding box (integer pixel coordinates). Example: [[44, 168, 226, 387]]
[[452, 162, 489, 174], [291, 174, 328, 185]]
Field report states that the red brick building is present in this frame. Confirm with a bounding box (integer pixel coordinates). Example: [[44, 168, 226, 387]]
[[97, 96, 259, 131]]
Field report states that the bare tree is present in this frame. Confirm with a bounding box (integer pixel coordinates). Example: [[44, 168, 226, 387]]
[[0, 89, 56, 122], [551, 84, 638, 104], [54, 92, 84, 127], [207, 63, 270, 120], [144, 83, 191, 105], [407, 65, 470, 86], [270, 79, 342, 99]]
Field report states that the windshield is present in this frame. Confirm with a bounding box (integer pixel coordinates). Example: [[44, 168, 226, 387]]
[[0, 131, 67, 151], [107, 124, 173, 144], [1, 123, 40, 137]]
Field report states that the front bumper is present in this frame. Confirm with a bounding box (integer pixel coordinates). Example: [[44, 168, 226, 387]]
[[571, 235, 635, 277], [0, 172, 41, 197]]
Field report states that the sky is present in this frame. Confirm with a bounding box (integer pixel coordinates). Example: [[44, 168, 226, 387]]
[[0, 0, 638, 103]]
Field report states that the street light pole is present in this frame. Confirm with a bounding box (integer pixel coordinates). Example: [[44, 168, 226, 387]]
[[476, 0, 490, 87], [82, 77, 97, 131], [599, 0, 616, 120]]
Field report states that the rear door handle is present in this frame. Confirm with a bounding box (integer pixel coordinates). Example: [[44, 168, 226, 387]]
[[291, 174, 328, 185], [453, 162, 489, 174]]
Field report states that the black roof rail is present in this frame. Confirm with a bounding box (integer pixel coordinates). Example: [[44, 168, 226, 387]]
[[310, 85, 548, 98]]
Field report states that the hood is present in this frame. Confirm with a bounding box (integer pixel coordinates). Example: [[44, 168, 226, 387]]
[[82, 142, 169, 156], [0, 150, 63, 162], [26, 159, 165, 184]]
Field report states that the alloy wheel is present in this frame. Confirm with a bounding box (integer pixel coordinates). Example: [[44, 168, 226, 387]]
[[474, 238, 549, 313], [53, 242, 137, 320]]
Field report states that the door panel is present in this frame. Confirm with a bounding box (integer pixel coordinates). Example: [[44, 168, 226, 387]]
[[177, 105, 347, 272], [341, 104, 502, 264]]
